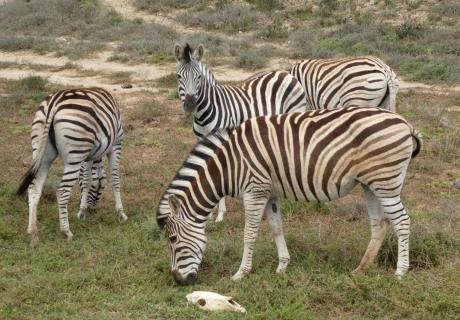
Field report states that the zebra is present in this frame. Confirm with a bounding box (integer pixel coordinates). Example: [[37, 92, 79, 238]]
[[156, 107, 421, 285], [290, 56, 399, 111], [174, 43, 307, 222], [17, 87, 127, 247]]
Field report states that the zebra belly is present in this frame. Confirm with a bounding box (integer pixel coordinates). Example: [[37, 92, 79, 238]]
[[270, 173, 359, 203]]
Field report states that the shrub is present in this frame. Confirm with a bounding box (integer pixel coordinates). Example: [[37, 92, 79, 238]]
[[0, 35, 56, 53], [440, 1, 460, 17], [394, 21, 426, 39], [134, 0, 205, 12], [246, 0, 283, 12], [1, 76, 49, 114], [399, 60, 459, 82], [258, 16, 288, 40], [236, 46, 271, 70], [288, 29, 318, 58], [177, 3, 262, 33]]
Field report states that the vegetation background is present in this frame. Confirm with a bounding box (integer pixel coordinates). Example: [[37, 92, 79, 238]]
[[0, 0, 459, 319]]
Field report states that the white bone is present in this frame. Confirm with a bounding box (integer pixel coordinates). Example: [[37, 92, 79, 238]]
[[186, 291, 246, 313]]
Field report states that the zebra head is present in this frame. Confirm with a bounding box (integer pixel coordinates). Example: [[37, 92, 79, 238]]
[[79, 163, 106, 210], [174, 43, 206, 114], [164, 194, 207, 285]]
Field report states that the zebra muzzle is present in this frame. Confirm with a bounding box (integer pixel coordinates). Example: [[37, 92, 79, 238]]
[[172, 269, 198, 285], [183, 94, 197, 113]]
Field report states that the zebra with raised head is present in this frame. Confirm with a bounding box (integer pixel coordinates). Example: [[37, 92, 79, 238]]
[[17, 87, 127, 246], [173, 43, 307, 221], [156, 107, 421, 285], [290, 56, 399, 111]]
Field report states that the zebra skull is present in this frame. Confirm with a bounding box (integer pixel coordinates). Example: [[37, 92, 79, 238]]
[[186, 291, 246, 313]]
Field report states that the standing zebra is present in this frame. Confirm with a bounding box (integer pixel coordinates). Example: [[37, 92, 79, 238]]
[[17, 87, 127, 246], [156, 107, 421, 285], [174, 43, 307, 221], [290, 56, 399, 111]]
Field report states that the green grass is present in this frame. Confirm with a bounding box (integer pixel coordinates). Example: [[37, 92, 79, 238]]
[[0, 76, 52, 115]]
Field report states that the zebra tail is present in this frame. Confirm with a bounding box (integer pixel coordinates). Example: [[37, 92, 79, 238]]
[[411, 127, 422, 159], [387, 69, 400, 112], [16, 103, 57, 196]]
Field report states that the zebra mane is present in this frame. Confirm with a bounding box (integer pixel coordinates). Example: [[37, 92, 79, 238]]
[[183, 43, 193, 63], [156, 128, 232, 229], [197, 61, 216, 85], [178, 128, 231, 181]]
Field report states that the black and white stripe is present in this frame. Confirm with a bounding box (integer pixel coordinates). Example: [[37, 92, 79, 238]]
[[157, 107, 421, 285], [174, 43, 307, 221], [17, 87, 126, 246], [290, 56, 399, 111]]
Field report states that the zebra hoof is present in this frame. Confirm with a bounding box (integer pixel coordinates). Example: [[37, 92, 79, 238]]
[[215, 213, 225, 223], [231, 271, 246, 281], [30, 234, 39, 248], [62, 230, 73, 241], [351, 266, 364, 274], [77, 208, 87, 220], [394, 269, 407, 279], [117, 209, 128, 221], [276, 262, 290, 274]]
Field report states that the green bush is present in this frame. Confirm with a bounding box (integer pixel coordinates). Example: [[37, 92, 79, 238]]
[[0, 76, 49, 115], [258, 17, 288, 40], [394, 21, 426, 39], [134, 0, 205, 12], [400, 60, 459, 82]]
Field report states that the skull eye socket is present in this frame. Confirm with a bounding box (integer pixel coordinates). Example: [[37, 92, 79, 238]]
[[169, 235, 177, 244]]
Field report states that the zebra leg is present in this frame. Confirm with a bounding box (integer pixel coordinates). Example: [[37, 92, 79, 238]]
[[215, 198, 226, 222], [232, 193, 269, 281], [57, 163, 82, 241], [379, 195, 411, 278], [27, 146, 57, 247], [92, 160, 106, 210], [77, 161, 93, 220], [353, 185, 389, 273], [108, 144, 127, 221], [264, 197, 290, 274]]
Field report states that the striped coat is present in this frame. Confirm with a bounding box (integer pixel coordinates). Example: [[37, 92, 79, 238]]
[[157, 107, 421, 285], [290, 56, 399, 111], [17, 87, 126, 246], [174, 43, 307, 221]]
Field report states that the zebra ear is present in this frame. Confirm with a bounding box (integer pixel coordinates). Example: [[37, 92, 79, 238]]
[[168, 194, 181, 216], [174, 44, 182, 62], [194, 44, 204, 61]]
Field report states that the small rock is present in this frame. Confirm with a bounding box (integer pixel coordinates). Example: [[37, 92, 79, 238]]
[[453, 179, 460, 189], [121, 83, 133, 89]]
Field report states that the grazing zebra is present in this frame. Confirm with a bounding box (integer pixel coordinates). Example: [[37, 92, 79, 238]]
[[290, 56, 399, 111], [17, 87, 127, 246], [174, 43, 307, 221], [156, 107, 421, 285]]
